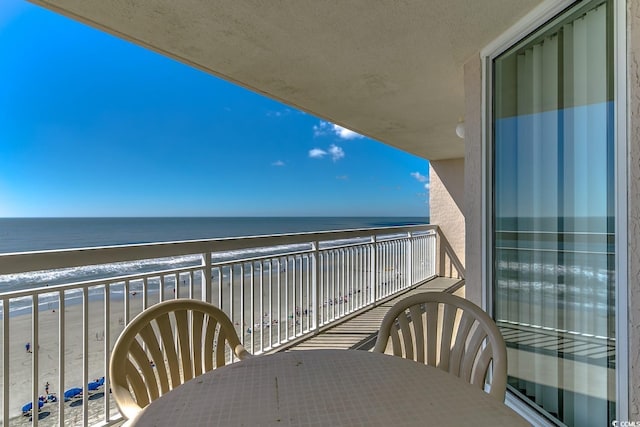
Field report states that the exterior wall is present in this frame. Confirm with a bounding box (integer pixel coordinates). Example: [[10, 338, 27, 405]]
[[429, 159, 465, 279], [463, 55, 483, 307], [628, 0, 640, 419]]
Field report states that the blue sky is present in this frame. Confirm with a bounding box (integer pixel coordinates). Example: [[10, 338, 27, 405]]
[[0, 1, 430, 218]]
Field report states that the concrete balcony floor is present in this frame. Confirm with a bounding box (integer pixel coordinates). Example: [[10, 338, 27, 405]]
[[284, 277, 464, 352]]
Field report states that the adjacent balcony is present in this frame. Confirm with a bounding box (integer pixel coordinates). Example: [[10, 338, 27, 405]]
[[0, 224, 463, 426]]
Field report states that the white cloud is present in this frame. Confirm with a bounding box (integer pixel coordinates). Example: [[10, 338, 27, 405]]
[[411, 172, 428, 183], [271, 160, 285, 166], [332, 124, 362, 140], [416, 183, 430, 205], [267, 108, 291, 118], [313, 121, 363, 140], [309, 148, 327, 158], [410, 172, 429, 205], [336, 175, 349, 180], [309, 145, 345, 161], [328, 144, 345, 161], [313, 122, 329, 137]]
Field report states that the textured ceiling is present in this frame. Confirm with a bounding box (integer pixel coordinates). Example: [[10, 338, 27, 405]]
[[31, 0, 542, 160]]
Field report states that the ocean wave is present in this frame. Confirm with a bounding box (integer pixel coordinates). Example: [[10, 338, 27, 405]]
[[211, 243, 311, 262], [0, 254, 201, 290], [0, 244, 316, 298]]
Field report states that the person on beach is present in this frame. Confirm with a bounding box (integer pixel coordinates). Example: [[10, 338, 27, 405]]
[[25, 342, 31, 353], [45, 382, 50, 395]]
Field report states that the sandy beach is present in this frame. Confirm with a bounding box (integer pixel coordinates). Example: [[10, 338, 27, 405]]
[[1, 291, 149, 426]]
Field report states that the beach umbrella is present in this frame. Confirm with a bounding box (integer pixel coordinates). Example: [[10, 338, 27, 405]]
[[87, 376, 105, 391], [63, 387, 83, 400], [21, 400, 44, 413]]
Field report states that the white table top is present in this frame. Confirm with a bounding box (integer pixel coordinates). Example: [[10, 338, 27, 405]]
[[131, 349, 529, 426]]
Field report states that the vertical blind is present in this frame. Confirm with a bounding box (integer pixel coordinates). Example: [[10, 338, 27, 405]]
[[493, 1, 614, 426]]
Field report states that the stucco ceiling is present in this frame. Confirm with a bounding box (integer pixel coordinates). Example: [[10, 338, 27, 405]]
[[30, 0, 541, 160]]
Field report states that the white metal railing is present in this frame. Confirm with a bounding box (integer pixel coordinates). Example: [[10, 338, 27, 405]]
[[0, 224, 437, 426]]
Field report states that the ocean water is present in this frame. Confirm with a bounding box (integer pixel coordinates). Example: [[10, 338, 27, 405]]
[[0, 217, 428, 296], [0, 217, 428, 253]]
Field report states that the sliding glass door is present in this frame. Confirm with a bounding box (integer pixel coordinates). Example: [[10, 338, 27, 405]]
[[492, 1, 615, 425]]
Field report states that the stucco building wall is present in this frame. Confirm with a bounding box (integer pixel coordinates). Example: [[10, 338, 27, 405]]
[[463, 55, 483, 308], [429, 159, 465, 279]]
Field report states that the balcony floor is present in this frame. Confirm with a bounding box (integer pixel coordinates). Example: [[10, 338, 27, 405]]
[[284, 277, 464, 352]]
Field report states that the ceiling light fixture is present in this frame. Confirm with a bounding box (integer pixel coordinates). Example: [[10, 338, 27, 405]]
[[455, 119, 465, 139]]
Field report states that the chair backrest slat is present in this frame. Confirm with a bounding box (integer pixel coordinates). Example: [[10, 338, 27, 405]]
[[460, 325, 487, 383], [449, 311, 475, 377], [125, 359, 149, 408], [374, 292, 507, 401], [397, 312, 413, 360], [128, 339, 160, 401], [390, 323, 402, 356], [425, 301, 438, 366], [138, 324, 170, 394], [155, 313, 181, 389], [216, 329, 227, 367], [204, 317, 218, 371], [438, 304, 457, 371], [192, 311, 205, 377], [408, 305, 424, 363], [472, 343, 494, 389], [174, 309, 193, 382]]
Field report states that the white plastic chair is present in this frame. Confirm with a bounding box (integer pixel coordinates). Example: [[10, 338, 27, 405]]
[[109, 299, 251, 421], [374, 292, 507, 401]]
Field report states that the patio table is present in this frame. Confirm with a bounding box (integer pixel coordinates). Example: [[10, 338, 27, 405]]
[[129, 349, 529, 426]]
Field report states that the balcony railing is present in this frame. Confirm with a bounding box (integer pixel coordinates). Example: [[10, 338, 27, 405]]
[[0, 224, 438, 426]]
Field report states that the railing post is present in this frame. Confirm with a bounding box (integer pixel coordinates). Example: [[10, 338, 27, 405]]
[[31, 295, 39, 427], [313, 241, 320, 334], [202, 252, 212, 304], [103, 286, 110, 422], [58, 293, 65, 426], [435, 228, 443, 277], [82, 287, 89, 426], [431, 232, 440, 275], [371, 235, 378, 304], [229, 266, 235, 332], [2, 299, 8, 427], [124, 280, 130, 324], [240, 264, 245, 347], [407, 232, 413, 286]]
